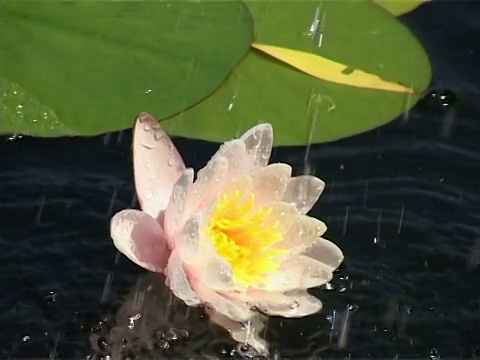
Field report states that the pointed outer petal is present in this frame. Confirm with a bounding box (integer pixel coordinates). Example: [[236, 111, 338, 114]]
[[110, 209, 170, 273], [164, 168, 194, 246], [258, 290, 323, 318], [282, 175, 325, 215], [250, 163, 292, 205], [188, 277, 254, 322], [303, 237, 344, 270], [256, 255, 335, 292], [189, 156, 229, 211], [210, 139, 248, 180], [205, 308, 269, 356], [254, 201, 299, 235], [133, 113, 185, 220], [164, 250, 201, 306], [175, 215, 201, 265], [240, 123, 273, 170], [274, 215, 327, 255]]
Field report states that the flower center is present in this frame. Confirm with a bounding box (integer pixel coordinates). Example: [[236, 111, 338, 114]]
[[207, 190, 285, 287]]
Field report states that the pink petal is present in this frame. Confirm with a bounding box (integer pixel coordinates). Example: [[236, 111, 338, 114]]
[[188, 275, 254, 322], [211, 139, 249, 180], [164, 168, 194, 244], [133, 112, 185, 221], [110, 209, 170, 273], [250, 163, 292, 205], [257, 290, 323, 318], [240, 123, 273, 170], [258, 255, 334, 292], [188, 156, 229, 211]]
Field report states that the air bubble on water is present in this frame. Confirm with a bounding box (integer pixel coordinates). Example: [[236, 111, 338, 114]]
[[128, 313, 142, 329], [45, 291, 57, 303], [22, 335, 31, 342], [430, 348, 441, 360]]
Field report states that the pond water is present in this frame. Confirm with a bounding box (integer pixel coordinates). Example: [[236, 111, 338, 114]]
[[1, 1, 480, 359]]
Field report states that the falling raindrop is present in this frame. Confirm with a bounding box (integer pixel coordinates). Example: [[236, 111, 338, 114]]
[[343, 206, 349, 235], [100, 272, 114, 304], [398, 205, 405, 233], [106, 187, 118, 217]]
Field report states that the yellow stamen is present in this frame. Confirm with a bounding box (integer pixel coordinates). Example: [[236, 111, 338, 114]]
[[206, 190, 286, 286]]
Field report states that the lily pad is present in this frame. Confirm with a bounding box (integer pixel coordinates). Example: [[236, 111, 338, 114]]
[[0, 0, 253, 136], [162, 0, 431, 146], [373, 0, 429, 16]]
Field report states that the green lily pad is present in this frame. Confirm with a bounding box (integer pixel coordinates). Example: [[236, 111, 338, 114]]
[[1, 77, 75, 135], [162, 0, 431, 146], [0, 0, 253, 136], [373, 0, 429, 16]]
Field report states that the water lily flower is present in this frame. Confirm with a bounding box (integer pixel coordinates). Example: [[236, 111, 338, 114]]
[[110, 113, 344, 353]]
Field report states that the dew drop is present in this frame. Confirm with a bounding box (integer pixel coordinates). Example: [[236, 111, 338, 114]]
[[288, 300, 300, 309], [144, 190, 154, 200]]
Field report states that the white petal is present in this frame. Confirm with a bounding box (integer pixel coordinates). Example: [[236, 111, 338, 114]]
[[303, 237, 344, 270], [133, 113, 185, 221], [189, 156, 229, 211], [219, 174, 253, 201], [176, 215, 201, 265], [258, 255, 334, 292], [275, 215, 327, 254], [164, 250, 201, 306], [110, 209, 169, 273], [282, 175, 325, 214], [191, 280, 254, 322], [254, 201, 299, 235], [164, 168, 194, 243], [211, 139, 248, 180], [240, 123, 273, 170], [258, 290, 322, 318], [250, 163, 292, 205], [201, 254, 235, 292]]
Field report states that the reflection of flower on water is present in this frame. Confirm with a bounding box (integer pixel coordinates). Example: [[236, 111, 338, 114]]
[[109, 113, 344, 355], [89, 273, 257, 358]]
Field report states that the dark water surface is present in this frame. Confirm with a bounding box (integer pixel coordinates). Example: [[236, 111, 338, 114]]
[[1, 2, 480, 358]]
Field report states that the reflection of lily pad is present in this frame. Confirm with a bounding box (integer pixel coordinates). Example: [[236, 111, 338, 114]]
[[373, 0, 429, 16], [163, 0, 431, 146], [0, 0, 253, 136]]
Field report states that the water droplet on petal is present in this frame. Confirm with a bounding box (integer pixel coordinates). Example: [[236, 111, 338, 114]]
[[144, 190, 154, 200]]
